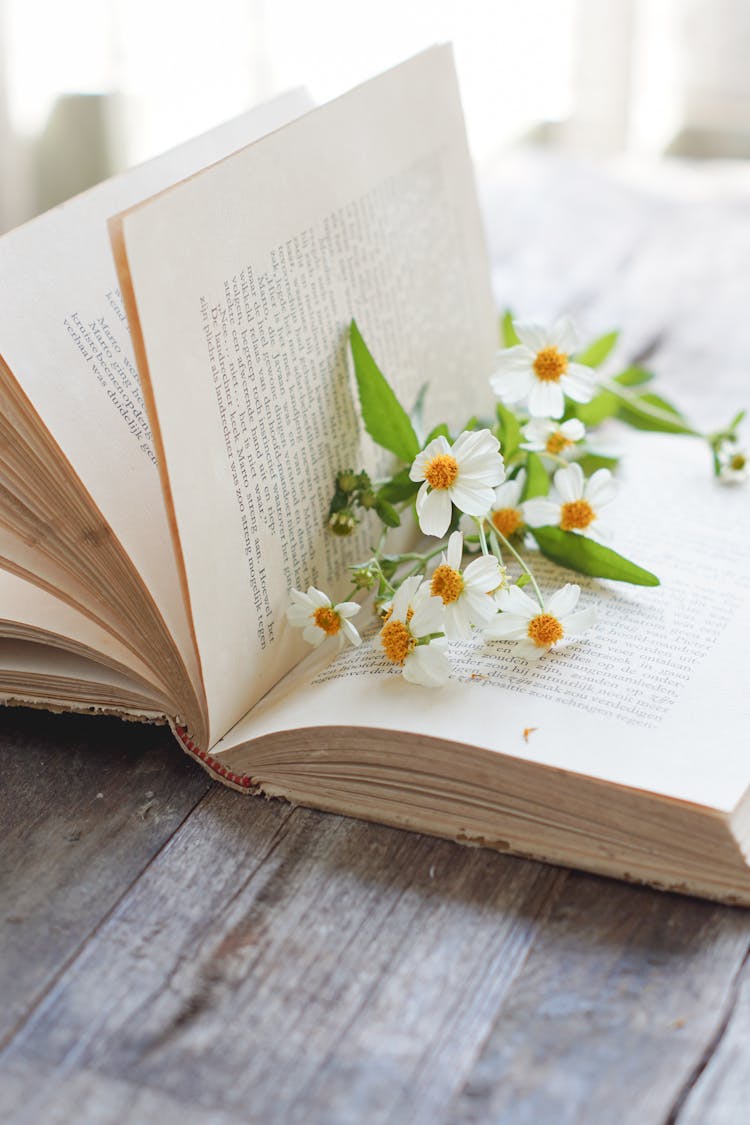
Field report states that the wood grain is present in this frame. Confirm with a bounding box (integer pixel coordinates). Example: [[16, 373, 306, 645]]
[[446, 874, 750, 1125], [0, 708, 210, 1048]]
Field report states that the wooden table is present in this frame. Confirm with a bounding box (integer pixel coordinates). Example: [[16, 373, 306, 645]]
[[2, 155, 750, 1124]]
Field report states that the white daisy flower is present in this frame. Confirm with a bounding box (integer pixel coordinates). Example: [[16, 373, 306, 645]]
[[490, 316, 596, 419], [717, 438, 748, 484], [410, 429, 505, 538], [523, 462, 616, 540], [485, 583, 596, 661], [428, 531, 504, 640], [379, 575, 450, 687], [521, 417, 586, 459], [487, 469, 528, 540], [286, 586, 362, 649]]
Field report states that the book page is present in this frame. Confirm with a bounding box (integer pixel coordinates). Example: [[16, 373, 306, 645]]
[[0, 569, 169, 701], [0, 91, 311, 704], [215, 431, 750, 814], [115, 47, 497, 746]]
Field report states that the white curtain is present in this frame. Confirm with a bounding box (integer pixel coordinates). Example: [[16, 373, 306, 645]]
[[1, 0, 749, 233]]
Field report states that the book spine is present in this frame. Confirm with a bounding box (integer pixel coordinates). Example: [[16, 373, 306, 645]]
[[174, 725, 256, 792]]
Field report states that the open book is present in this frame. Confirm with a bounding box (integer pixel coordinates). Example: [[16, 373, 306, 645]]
[[2, 47, 748, 906]]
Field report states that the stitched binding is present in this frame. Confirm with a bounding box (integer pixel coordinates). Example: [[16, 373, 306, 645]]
[[175, 725, 254, 788]]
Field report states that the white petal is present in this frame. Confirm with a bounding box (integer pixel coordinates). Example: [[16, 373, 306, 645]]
[[581, 520, 610, 542], [513, 320, 550, 351], [306, 587, 331, 608], [528, 379, 565, 419], [490, 367, 534, 403], [335, 601, 361, 619], [522, 498, 560, 528], [561, 418, 586, 442], [492, 473, 524, 508], [444, 600, 472, 641], [550, 314, 580, 353], [553, 462, 584, 502], [584, 468, 617, 507], [453, 427, 498, 458], [450, 481, 495, 518], [302, 624, 325, 646], [391, 575, 422, 621], [497, 585, 539, 618], [403, 640, 451, 687], [417, 485, 453, 537], [458, 513, 482, 550], [522, 418, 552, 444], [492, 344, 536, 372], [546, 583, 581, 618], [288, 588, 315, 610], [484, 612, 530, 640], [561, 364, 596, 403], [463, 554, 502, 590], [561, 605, 597, 636], [341, 619, 362, 647], [410, 593, 445, 638], [463, 588, 498, 625], [445, 530, 463, 570]]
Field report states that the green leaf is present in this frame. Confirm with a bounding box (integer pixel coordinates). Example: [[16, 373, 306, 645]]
[[570, 389, 620, 427], [375, 497, 401, 528], [730, 408, 747, 430], [576, 452, 620, 474], [522, 452, 549, 499], [575, 330, 619, 368], [409, 381, 429, 443], [501, 310, 520, 347], [496, 403, 522, 461], [614, 365, 654, 387], [531, 527, 660, 586], [425, 422, 450, 444], [616, 391, 697, 435], [377, 468, 419, 504], [350, 320, 420, 462], [515, 574, 530, 588]]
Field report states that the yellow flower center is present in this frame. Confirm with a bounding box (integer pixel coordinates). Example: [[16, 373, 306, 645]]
[[527, 613, 564, 648], [560, 499, 595, 531], [381, 619, 416, 664], [533, 346, 568, 383], [545, 431, 573, 455], [424, 453, 459, 490], [430, 564, 464, 605], [313, 606, 341, 636], [731, 453, 746, 471], [492, 507, 523, 537]]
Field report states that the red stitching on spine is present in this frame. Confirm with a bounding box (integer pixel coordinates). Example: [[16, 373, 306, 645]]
[[175, 726, 255, 789]]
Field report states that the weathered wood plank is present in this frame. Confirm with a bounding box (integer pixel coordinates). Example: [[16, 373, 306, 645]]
[[444, 873, 750, 1125], [0, 788, 566, 1125], [675, 946, 750, 1124], [0, 708, 211, 1047], [0, 1059, 240, 1125]]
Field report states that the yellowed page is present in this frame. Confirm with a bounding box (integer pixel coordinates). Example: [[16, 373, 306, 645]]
[[0, 640, 166, 717], [0, 569, 168, 702], [215, 432, 750, 814], [0, 91, 312, 708], [115, 46, 496, 745]]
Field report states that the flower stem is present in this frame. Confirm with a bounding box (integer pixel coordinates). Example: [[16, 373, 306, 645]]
[[597, 376, 701, 435], [490, 528, 544, 609], [477, 517, 490, 557]]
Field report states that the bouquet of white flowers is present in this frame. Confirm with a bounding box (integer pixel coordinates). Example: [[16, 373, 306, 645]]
[[287, 314, 746, 686]]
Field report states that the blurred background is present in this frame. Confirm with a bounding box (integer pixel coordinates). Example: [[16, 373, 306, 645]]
[[1, 0, 750, 233]]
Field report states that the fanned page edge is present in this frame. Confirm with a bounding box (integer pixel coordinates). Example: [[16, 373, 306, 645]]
[[212, 723, 750, 906]]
